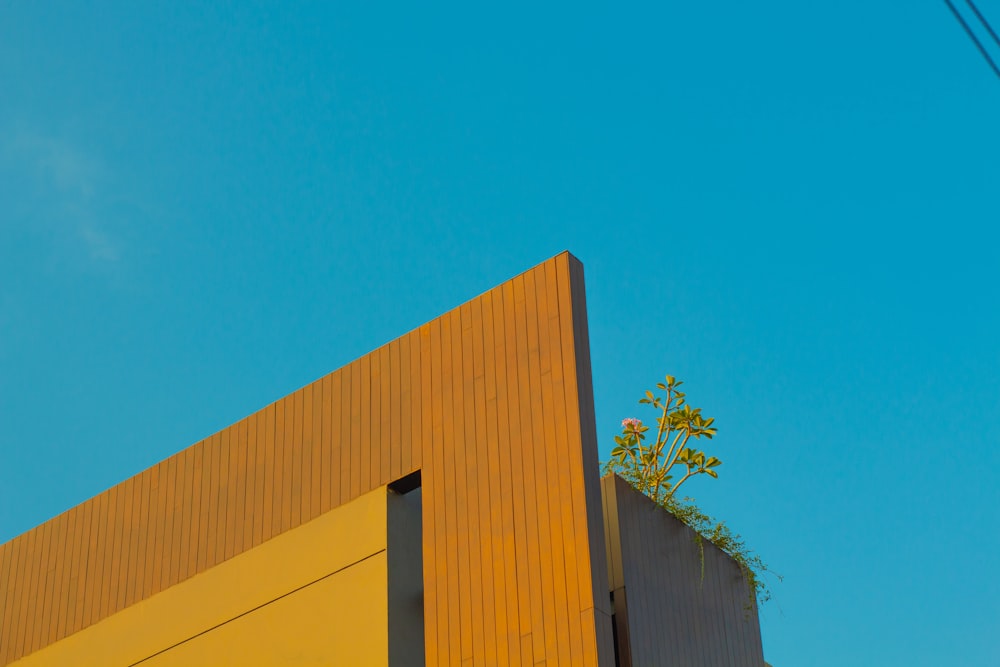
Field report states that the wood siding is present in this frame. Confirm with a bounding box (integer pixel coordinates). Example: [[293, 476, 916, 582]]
[[602, 474, 765, 667], [0, 252, 615, 667]]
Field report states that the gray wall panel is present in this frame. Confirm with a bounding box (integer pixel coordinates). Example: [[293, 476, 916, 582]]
[[602, 475, 765, 667]]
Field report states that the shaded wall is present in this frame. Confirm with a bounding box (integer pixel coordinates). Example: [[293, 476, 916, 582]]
[[602, 475, 765, 667], [0, 252, 615, 666]]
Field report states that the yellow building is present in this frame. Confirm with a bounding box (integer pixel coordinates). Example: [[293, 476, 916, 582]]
[[0, 253, 764, 666]]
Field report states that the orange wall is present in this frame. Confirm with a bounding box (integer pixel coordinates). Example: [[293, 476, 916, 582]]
[[0, 252, 614, 666]]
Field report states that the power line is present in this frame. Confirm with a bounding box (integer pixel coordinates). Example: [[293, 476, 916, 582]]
[[943, 0, 1000, 78], [965, 0, 1000, 50]]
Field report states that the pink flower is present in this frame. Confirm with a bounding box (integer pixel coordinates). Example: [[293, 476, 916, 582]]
[[621, 417, 642, 430]]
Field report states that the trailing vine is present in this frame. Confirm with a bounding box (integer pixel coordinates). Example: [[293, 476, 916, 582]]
[[602, 374, 779, 607]]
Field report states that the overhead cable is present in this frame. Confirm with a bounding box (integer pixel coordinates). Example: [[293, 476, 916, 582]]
[[965, 0, 1000, 50], [943, 0, 1000, 78]]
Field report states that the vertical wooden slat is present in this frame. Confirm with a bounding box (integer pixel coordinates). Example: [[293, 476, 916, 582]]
[[260, 404, 275, 545], [473, 292, 513, 664], [374, 346, 387, 485], [113, 477, 131, 617], [155, 460, 170, 598], [299, 386, 312, 524], [340, 365, 353, 506], [52, 507, 73, 644], [350, 360, 363, 501], [204, 434, 220, 572], [39, 512, 57, 650], [24, 524, 38, 659], [194, 443, 209, 576], [126, 473, 140, 610], [115, 479, 130, 616], [361, 348, 382, 493], [460, 303, 487, 663], [273, 398, 287, 538], [28, 517, 49, 655], [249, 410, 265, 550], [310, 375, 323, 522], [463, 298, 507, 663], [0, 544, 7, 651], [220, 427, 233, 563], [297, 389, 308, 527], [62, 506, 78, 640], [168, 452, 184, 591], [359, 355, 372, 499], [370, 349, 383, 492], [321, 372, 337, 514], [41, 515, 58, 650], [83, 488, 100, 632], [417, 328, 431, 474], [183, 443, 208, 578], [490, 288, 523, 665], [42, 509, 65, 649], [71, 498, 87, 640], [389, 339, 403, 481], [238, 417, 253, 555], [501, 277, 535, 665], [427, 318, 448, 666], [12, 528, 33, 660], [231, 418, 247, 561], [380, 344, 393, 483], [75, 496, 94, 634], [0, 537, 18, 664], [411, 327, 431, 666], [287, 390, 301, 532], [458, 307, 479, 663], [20, 518, 38, 660], [22, 528, 40, 660], [292, 384, 313, 526], [172, 450, 190, 588], [214, 428, 229, 569], [416, 328, 436, 667], [198, 437, 215, 573], [443, 310, 469, 665], [0, 543, 8, 662], [159, 459, 172, 601], [397, 336, 412, 479], [191, 445, 205, 576], [130, 469, 147, 610], [166, 453, 183, 596], [101, 483, 118, 620], [12, 533, 26, 660], [45, 513, 66, 651]]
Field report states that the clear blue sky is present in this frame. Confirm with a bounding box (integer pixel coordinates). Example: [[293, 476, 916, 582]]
[[2, 2, 998, 665]]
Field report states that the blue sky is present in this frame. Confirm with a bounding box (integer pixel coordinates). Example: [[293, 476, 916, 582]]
[[2, 2, 998, 664]]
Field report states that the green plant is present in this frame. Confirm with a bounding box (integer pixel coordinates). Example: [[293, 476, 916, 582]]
[[602, 374, 779, 607], [607, 375, 720, 504]]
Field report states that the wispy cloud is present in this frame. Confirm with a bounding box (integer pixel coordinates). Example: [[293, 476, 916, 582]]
[[2, 129, 123, 264]]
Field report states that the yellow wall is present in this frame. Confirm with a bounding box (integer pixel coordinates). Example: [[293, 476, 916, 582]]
[[11, 487, 391, 667]]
